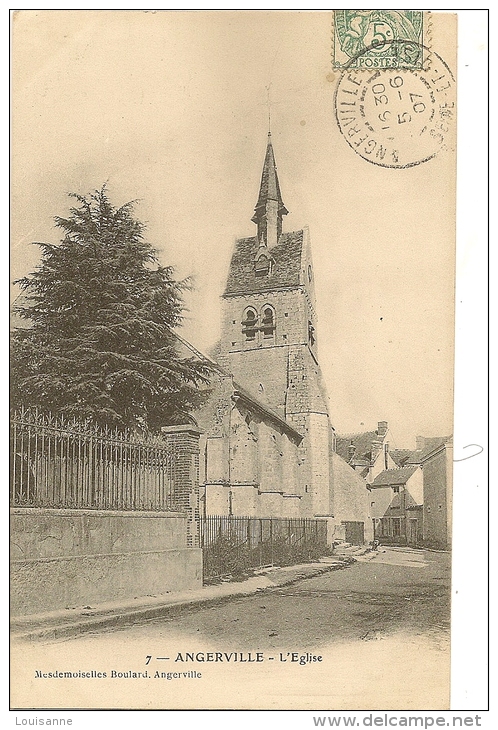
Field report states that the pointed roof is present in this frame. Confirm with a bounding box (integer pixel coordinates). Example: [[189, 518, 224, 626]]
[[370, 466, 419, 488], [251, 133, 288, 223], [391, 437, 452, 467], [390, 449, 414, 467], [335, 429, 384, 464]]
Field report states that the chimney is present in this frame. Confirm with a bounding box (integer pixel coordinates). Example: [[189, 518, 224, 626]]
[[416, 436, 425, 450], [348, 441, 356, 463], [377, 421, 388, 437]]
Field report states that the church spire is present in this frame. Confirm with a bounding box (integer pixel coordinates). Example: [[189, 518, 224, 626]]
[[251, 133, 288, 249]]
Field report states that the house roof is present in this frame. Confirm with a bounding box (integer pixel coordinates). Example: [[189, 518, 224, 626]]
[[390, 449, 413, 467], [384, 487, 421, 511], [370, 466, 418, 487], [223, 230, 304, 296], [335, 430, 381, 463], [420, 436, 453, 463], [403, 437, 452, 465]]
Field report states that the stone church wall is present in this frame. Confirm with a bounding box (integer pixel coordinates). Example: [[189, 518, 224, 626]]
[[194, 369, 304, 518], [220, 289, 313, 417]]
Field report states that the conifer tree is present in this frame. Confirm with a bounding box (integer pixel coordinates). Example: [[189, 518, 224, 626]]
[[11, 187, 212, 431]]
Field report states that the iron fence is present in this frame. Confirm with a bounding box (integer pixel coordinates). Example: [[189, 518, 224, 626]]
[[10, 409, 177, 511], [200, 515, 329, 581]]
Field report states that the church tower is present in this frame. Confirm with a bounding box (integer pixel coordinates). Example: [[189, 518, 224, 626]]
[[219, 133, 335, 518]]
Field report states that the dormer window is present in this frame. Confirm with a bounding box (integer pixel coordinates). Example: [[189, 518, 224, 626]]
[[242, 308, 258, 341], [254, 254, 272, 277], [261, 306, 275, 340]]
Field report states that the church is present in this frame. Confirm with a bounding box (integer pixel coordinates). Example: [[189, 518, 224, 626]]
[[188, 132, 372, 544]]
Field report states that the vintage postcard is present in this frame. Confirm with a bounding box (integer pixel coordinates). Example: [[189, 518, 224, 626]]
[[9, 9, 486, 715]]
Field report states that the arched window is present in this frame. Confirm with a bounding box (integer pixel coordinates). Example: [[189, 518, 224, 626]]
[[261, 306, 276, 340], [254, 254, 271, 276], [241, 307, 258, 341]]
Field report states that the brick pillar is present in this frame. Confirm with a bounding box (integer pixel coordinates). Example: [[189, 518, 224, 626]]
[[161, 425, 202, 548]]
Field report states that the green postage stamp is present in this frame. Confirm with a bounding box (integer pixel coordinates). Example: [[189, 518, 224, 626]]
[[333, 10, 427, 70]]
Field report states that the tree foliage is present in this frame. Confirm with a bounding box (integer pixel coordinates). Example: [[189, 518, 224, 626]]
[[11, 187, 212, 431]]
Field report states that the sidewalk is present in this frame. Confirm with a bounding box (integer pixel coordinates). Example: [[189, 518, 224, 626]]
[[11, 546, 370, 643]]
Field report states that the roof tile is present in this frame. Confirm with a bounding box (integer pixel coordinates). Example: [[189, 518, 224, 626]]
[[224, 230, 303, 296], [370, 466, 418, 487], [335, 430, 380, 463]]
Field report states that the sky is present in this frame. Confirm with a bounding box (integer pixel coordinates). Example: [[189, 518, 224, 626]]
[[11, 10, 461, 447]]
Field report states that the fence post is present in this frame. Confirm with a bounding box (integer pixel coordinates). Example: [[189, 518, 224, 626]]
[[161, 425, 202, 548]]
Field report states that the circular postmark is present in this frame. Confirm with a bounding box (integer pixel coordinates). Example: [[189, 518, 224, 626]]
[[334, 41, 455, 168]]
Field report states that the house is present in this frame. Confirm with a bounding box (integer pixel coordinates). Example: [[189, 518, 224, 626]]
[[391, 435, 451, 468], [386, 435, 453, 548], [335, 421, 399, 483], [368, 465, 424, 546], [187, 132, 372, 543], [420, 437, 453, 549]]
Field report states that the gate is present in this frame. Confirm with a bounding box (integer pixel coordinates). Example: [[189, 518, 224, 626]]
[[200, 515, 328, 582], [343, 520, 365, 545]]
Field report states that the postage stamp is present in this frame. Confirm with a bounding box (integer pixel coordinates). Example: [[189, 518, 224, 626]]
[[334, 42, 455, 169], [333, 10, 428, 70]]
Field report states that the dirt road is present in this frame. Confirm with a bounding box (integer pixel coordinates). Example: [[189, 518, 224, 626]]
[[11, 548, 451, 710]]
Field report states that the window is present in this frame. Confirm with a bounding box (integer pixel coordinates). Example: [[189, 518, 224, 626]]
[[242, 308, 258, 341], [254, 254, 271, 276], [393, 486, 400, 494], [242, 305, 275, 344], [261, 306, 275, 339]]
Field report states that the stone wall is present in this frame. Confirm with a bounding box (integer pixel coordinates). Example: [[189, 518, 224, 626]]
[[196, 370, 306, 518], [11, 424, 203, 617], [220, 288, 314, 418], [10, 509, 202, 616], [423, 444, 452, 549], [330, 451, 373, 543]]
